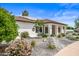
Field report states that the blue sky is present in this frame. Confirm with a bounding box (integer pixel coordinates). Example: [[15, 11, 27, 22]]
[[0, 3, 79, 27]]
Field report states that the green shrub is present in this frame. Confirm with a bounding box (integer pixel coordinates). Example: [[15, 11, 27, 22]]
[[31, 40, 36, 47], [0, 8, 18, 42], [42, 34, 48, 38], [57, 34, 62, 38], [61, 33, 65, 37], [72, 33, 76, 35], [66, 35, 79, 41], [50, 34, 55, 37], [21, 32, 29, 38], [37, 33, 48, 38], [76, 36, 79, 40], [47, 43, 56, 49], [78, 33, 79, 35], [57, 33, 65, 38]]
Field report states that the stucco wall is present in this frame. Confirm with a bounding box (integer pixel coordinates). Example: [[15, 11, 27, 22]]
[[16, 21, 66, 37], [16, 21, 37, 37]]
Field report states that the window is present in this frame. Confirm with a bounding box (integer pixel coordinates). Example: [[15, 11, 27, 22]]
[[45, 26, 48, 33], [36, 27, 42, 33], [58, 27, 61, 33], [39, 27, 42, 32], [36, 27, 38, 33]]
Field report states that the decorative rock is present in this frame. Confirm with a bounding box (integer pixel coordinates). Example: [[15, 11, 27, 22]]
[[5, 39, 32, 56]]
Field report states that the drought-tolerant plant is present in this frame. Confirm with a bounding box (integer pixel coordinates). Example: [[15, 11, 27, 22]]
[[57, 33, 65, 38], [5, 39, 32, 56], [75, 17, 79, 28], [75, 36, 79, 40], [61, 33, 65, 37], [21, 32, 29, 38], [57, 34, 62, 38], [42, 34, 48, 38], [31, 40, 36, 47], [66, 32, 79, 41], [47, 43, 56, 49], [0, 8, 18, 42], [50, 33, 55, 37], [37, 33, 48, 38]]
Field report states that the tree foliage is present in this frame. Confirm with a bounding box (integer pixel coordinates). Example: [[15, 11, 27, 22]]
[[34, 20, 44, 27], [67, 26, 74, 30], [75, 18, 79, 28], [22, 10, 29, 16], [34, 20, 44, 33], [0, 8, 18, 42]]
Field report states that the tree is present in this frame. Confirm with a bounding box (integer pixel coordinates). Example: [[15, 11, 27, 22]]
[[0, 8, 18, 42], [75, 18, 79, 28], [34, 20, 44, 34], [67, 26, 74, 30], [22, 10, 29, 16]]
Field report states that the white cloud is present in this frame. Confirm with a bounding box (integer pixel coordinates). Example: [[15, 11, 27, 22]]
[[50, 10, 79, 27], [51, 15, 77, 27], [59, 3, 79, 9], [54, 10, 63, 17], [62, 11, 79, 16]]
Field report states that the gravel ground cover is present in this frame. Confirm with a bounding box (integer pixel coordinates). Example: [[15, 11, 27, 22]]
[[27, 37, 74, 56]]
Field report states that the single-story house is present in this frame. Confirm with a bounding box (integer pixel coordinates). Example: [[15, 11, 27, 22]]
[[16, 16, 66, 37]]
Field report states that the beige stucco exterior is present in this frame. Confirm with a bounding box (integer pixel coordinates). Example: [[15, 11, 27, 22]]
[[16, 21, 66, 37]]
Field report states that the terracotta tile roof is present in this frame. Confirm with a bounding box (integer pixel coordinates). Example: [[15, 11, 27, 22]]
[[42, 19, 66, 25], [15, 16, 35, 23], [15, 16, 66, 25]]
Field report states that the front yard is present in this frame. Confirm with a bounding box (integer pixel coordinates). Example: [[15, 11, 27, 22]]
[[26, 37, 74, 56]]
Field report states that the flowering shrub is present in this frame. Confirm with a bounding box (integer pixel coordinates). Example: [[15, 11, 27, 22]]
[[5, 39, 32, 56]]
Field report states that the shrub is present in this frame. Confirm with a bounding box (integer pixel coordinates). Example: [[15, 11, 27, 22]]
[[0, 8, 18, 42], [37, 33, 48, 38], [37, 33, 42, 37], [5, 39, 32, 56], [57, 34, 62, 38], [72, 33, 76, 35], [31, 40, 36, 47], [66, 35, 79, 41], [78, 33, 79, 35], [76, 36, 79, 40], [61, 33, 65, 37], [57, 33, 65, 38], [47, 43, 56, 49], [42, 34, 48, 38], [50, 34, 55, 37], [21, 32, 29, 38]]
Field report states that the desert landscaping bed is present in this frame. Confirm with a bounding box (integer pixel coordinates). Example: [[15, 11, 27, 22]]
[[26, 37, 74, 56]]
